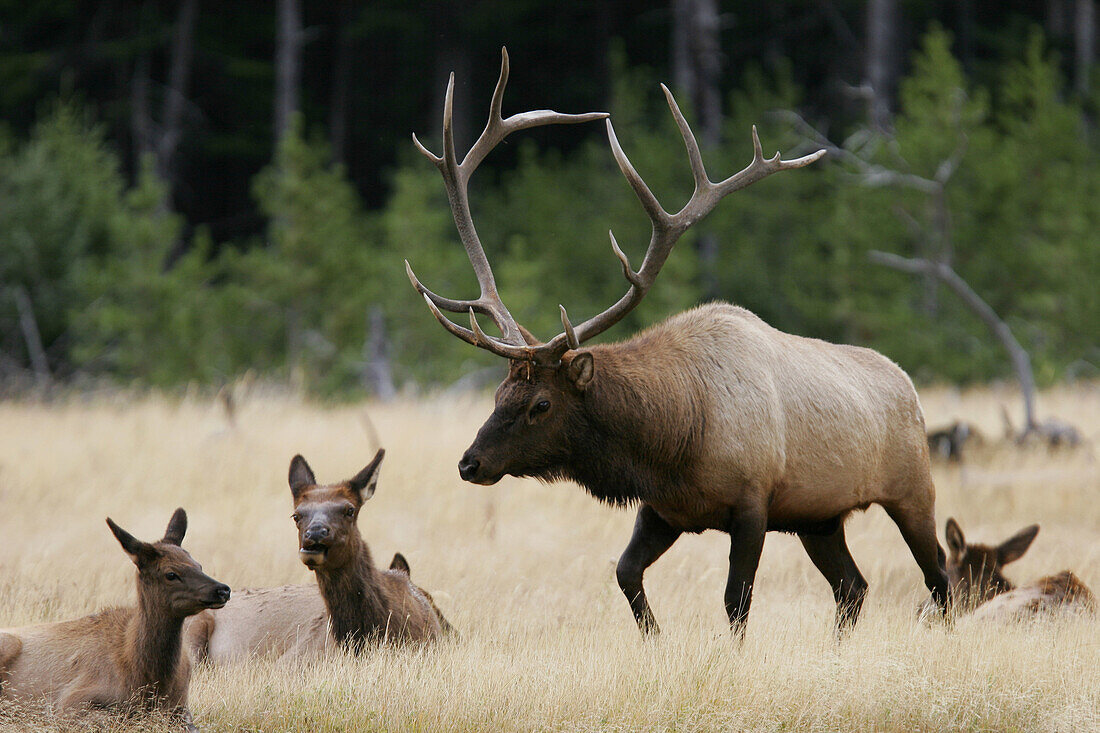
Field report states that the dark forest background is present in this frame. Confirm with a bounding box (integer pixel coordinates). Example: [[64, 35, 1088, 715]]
[[0, 0, 1097, 397]]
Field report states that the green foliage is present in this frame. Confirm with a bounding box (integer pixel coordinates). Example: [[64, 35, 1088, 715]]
[[1, 27, 1097, 395], [0, 104, 125, 352]]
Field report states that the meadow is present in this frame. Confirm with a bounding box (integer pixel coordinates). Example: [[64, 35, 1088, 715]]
[[0, 382, 1097, 732]]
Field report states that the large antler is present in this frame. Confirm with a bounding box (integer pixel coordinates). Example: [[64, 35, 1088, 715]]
[[408, 49, 826, 365], [405, 47, 608, 360]]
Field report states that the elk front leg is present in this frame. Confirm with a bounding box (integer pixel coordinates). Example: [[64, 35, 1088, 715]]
[[725, 508, 767, 639], [616, 504, 682, 634]]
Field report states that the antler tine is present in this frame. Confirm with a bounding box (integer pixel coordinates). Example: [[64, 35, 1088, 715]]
[[661, 84, 709, 194], [408, 48, 609, 359], [713, 125, 826, 196], [605, 118, 670, 228], [532, 87, 824, 357]]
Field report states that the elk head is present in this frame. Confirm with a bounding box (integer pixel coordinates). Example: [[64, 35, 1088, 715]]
[[289, 450, 383, 569], [107, 508, 231, 616], [944, 517, 1039, 609], [406, 48, 824, 485]]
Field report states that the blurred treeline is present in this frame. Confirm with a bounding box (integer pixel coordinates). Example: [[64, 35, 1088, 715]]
[[0, 1, 1097, 397]]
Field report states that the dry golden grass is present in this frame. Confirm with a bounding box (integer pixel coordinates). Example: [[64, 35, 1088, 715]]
[[0, 382, 1097, 732]]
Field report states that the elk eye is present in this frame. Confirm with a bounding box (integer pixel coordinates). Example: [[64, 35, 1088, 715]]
[[165, 572, 180, 581], [532, 400, 550, 415]]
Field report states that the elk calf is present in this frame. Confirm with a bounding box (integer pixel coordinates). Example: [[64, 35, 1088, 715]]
[[940, 517, 1095, 620], [0, 510, 229, 730], [186, 450, 451, 662]]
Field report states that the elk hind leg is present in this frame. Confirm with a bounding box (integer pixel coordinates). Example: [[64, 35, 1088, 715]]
[[885, 498, 950, 617], [616, 504, 682, 634], [799, 522, 868, 635]]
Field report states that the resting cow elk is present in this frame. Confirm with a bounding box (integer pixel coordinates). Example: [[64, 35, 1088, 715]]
[[406, 48, 950, 635], [187, 450, 450, 662], [0, 509, 229, 731], [942, 517, 1095, 621], [288, 450, 451, 648]]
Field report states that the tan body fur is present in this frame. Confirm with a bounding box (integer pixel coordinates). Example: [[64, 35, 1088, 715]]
[[1, 609, 190, 712], [0, 510, 228, 730], [584, 304, 931, 530], [187, 566, 447, 663]]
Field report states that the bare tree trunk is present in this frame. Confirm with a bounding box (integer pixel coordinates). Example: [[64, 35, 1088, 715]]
[[1048, 0, 1071, 38], [363, 307, 397, 401], [11, 286, 50, 386], [274, 0, 302, 148], [131, 53, 155, 166], [672, 0, 723, 299], [1076, 0, 1096, 96], [157, 0, 198, 184], [329, 0, 353, 165], [864, 0, 899, 132], [868, 251, 1038, 433]]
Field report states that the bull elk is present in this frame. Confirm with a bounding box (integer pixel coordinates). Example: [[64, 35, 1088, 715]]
[[406, 48, 950, 635], [0, 509, 229, 731], [941, 517, 1095, 621], [187, 450, 450, 662]]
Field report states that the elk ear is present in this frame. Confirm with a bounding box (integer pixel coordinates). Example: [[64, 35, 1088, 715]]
[[349, 448, 384, 501], [944, 518, 966, 557], [389, 552, 411, 575], [997, 524, 1039, 565], [289, 454, 316, 499], [107, 518, 155, 566], [566, 352, 594, 391], [162, 508, 187, 546]]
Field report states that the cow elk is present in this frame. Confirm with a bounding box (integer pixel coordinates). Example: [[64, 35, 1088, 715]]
[[406, 48, 950, 636], [942, 517, 1095, 621], [0, 509, 229, 731], [187, 450, 450, 662]]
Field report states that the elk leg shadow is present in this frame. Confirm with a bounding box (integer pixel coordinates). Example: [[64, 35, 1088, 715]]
[[799, 522, 868, 635], [616, 504, 682, 634], [725, 508, 767, 639]]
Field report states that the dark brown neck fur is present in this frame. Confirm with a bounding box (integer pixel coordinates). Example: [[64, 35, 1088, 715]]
[[314, 531, 390, 650], [545, 343, 705, 506], [122, 581, 186, 708]]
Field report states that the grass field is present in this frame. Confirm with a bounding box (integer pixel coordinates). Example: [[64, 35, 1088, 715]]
[[0, 382, 1097, 732]]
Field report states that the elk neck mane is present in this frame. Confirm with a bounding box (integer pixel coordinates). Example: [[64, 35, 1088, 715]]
[[551, 323, 708, 506], [123, 587, 186, 701], [313, 532, 390, 649]]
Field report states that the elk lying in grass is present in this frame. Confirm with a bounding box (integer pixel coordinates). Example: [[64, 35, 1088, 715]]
[[186, 450, 450, 662], [939, 517, 1095, 621], [405, 48, 950, 636], [0, 509, 229, 731], [927, 421, 983, 463]]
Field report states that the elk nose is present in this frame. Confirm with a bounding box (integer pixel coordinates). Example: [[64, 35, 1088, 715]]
[[214, 584, 231, 603], [304, 525, 330, 543], [458, 455, 480, 482]]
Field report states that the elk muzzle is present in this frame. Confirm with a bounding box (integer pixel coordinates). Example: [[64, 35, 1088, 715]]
[[458, 450, 501, 485], [299, 524, 331, 567], [207, 583, 231, 609]]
